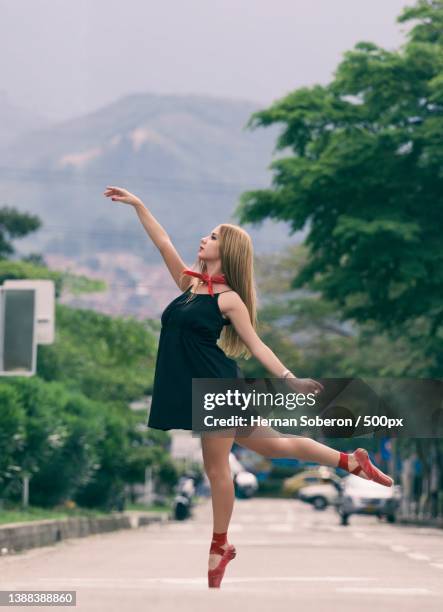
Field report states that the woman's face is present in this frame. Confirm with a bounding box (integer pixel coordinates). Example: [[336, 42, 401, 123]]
[[198, 226, 221, 261]]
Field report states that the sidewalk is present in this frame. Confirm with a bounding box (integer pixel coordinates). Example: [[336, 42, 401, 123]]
[[0, 510, 170, 556], [398, 515, 443, 529]]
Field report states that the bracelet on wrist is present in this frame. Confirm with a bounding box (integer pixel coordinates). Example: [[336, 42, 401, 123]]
[[281, 369, 294, 379]]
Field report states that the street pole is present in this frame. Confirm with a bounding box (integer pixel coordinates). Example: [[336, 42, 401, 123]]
[[144, 466, 154, 506], [22, 473, 30, 509], [389, 438, 396, 482]]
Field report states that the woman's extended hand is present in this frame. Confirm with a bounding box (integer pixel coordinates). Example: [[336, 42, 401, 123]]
[[284, 376, 324, 396], [103, 186, 142, 207]]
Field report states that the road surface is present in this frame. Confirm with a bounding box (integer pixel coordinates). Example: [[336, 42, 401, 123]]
[[1, 498, 442, 610]]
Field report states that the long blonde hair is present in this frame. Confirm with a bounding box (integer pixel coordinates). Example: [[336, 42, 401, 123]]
[[179, 223, 258, 359]]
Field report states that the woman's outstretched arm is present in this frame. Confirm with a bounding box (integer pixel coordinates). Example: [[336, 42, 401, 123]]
[[220, 291, 324, 396], [104, 186, 169, 249], [103, 186, 191, 291]]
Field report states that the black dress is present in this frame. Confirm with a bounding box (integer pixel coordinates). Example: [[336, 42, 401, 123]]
[[147, 286, 243, 431]]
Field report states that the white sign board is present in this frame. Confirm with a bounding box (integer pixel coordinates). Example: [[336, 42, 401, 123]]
[[3, 279, 55, 344], [0, 287, 37, 376]]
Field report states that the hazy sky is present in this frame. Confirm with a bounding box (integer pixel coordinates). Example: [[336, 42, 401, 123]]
[[2, 0, 414, 122]]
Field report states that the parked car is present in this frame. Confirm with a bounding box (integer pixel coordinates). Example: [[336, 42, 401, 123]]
[[298, 481, 342, 510], [336, 474, 402, 525], [282, 466, 342, 497]]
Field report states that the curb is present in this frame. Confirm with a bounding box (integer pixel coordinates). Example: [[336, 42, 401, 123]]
[[0, 510, 170, 556], [397, 516, 443, 529]]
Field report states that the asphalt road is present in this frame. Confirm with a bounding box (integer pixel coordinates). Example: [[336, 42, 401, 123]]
[[1, 498, 442, 611]]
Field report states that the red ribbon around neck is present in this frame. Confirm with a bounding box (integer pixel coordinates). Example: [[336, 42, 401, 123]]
[[182, 269, 226, 297]]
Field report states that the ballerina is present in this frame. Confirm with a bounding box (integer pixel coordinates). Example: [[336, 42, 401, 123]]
[[103, 185, 394, 589]]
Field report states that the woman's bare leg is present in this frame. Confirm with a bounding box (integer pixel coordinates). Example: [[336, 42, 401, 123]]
[[234, 426, 368, 477], [201, 429, 237, 570]]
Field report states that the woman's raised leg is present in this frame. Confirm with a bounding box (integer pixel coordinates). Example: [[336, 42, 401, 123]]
[[234, 426, 369, 478]]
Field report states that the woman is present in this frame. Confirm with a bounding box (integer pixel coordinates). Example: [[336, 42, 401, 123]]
[[103, 186, 394, 588]]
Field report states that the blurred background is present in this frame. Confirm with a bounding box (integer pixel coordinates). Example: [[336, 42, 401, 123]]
[[0, 0, 442, 532]]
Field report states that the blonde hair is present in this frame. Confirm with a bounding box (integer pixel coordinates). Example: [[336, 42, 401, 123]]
[[179, 223, 258, 359]]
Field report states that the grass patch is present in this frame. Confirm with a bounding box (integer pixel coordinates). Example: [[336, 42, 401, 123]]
[[0, 498, 174, 525], [125, 499, 173, 513], [0, 505, 109, 525]]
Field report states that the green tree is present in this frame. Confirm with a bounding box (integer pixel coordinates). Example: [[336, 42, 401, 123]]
[[250, 246, 418, 379], [0, 206, 41, 259], [37, 304, 158, 404], [236, 0, 443, 375], [1, 378, 104, 507], [0, 215, 174, 511], [0, 386, 25, 497], [0, 377, 174, 510]]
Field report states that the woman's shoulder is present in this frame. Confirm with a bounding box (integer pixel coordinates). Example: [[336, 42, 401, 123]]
[[217, 285, 235, 294], [216, 284, 241, 298], [217, 287, 243, 305]]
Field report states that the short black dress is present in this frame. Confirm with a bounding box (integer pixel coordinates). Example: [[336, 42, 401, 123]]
[[147, 286, 243, 431]]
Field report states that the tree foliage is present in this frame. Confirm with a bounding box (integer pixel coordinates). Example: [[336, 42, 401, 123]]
[[236, 0, 443, 374], [0, 206, 41, 259], [37, 304, 159, 403], [0, 243, 174, 509]]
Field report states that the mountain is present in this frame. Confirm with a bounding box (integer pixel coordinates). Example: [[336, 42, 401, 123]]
[[0, 90, 50, 149], [1, 92, 298, 261]]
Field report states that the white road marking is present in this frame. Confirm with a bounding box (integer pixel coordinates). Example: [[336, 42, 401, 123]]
[[110, 537, 330, 546], [324, 525, 343, 532], [237, 514, 257, 521], [390, 545, 409, 553], [167, 576, 377, 584], [267, 524, 294, 532], [192, 523, 244, 532], [260, 514, 288, 522], [28, 575, 378, 586], [407, 552, 430, 561], [165, 523, 195, 531], [429, 563, 443, 570], [224, 523, 244, 532], [336, 587, 434, 596]]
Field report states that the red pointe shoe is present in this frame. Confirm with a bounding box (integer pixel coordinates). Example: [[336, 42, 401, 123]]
[[338, 450, 363, 476], [207, 542, 236, 588], [354, 448, 393, 487], [338, 449, 393, 487]]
